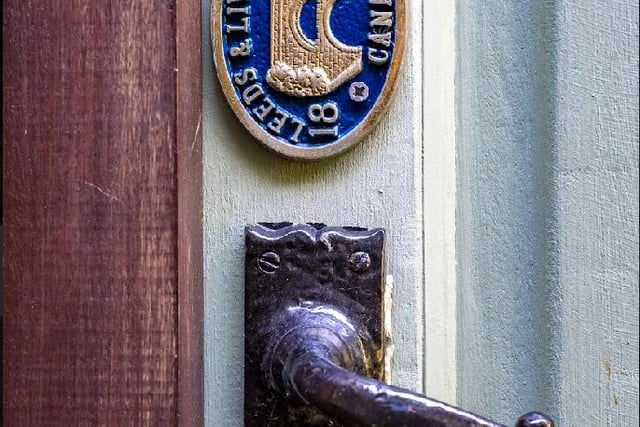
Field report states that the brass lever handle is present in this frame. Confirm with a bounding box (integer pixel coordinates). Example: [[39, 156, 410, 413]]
[[244, 223, 553, 427]]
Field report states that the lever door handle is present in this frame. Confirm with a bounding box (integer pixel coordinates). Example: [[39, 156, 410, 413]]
[[245, 224, 553, 427], [262, 304, 552, 427]]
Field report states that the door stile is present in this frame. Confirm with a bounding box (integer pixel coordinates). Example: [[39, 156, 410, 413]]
[[177, 0, 204, 426], [422, 0, 458, 405]]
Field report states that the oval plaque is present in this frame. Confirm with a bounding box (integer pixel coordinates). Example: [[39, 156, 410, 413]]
[[211, 0, 407, 161]]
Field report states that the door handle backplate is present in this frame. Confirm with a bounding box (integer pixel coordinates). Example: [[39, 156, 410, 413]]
[[245, 223, 385, 426]]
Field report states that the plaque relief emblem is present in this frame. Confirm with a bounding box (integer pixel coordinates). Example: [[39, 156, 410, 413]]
[[211, 0, 406, 160]]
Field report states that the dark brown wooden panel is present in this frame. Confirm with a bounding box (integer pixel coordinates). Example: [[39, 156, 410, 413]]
[[3, 1, 202, 425], [176, 0, 204, 425]]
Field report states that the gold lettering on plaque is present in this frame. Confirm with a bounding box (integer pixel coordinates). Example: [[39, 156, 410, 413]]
[[266, 0, 363, 97]]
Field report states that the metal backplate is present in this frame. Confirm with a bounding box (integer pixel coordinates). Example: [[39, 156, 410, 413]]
[[244, 223, 385, 426]]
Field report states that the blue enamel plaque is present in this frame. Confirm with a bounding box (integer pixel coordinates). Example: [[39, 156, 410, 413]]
[[211, 0, 406, 160]]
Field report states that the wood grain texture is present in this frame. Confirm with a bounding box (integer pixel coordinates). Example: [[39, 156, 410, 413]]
[[202, 0, 424, 424], [457, 0, 638, 425], [2, 1, 197, 425], [552, 2, 639, 424], [456, 3, 557, 421], [177, 0, 204, 425]]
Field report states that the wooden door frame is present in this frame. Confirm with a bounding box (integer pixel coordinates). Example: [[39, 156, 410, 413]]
[[3, 1, 202, 425], [176, 0, 204, 424]]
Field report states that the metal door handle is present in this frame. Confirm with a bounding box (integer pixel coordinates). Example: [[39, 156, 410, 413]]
[[245, 224, 553, 427], [261, 303, 552, 427]]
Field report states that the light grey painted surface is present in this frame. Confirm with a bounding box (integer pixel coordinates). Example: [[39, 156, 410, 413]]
[[457, 1, 639, 425], [203, 0, 638, 424], [202, 1, 425, 425], [423, 1, 457, 403], [552, 2, 639, 424]]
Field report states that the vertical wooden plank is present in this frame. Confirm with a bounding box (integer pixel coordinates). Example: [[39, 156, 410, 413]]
[[456, 3, 557, 421], [423, 0, 457, 404], [456, 0, 638, 425], [177, 0, 204, 426], [553, 1, 639, 425], [3, 2, 179, 425], [202, 0, 424, 424]]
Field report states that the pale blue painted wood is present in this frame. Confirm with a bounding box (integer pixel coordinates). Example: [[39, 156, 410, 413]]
[[202, 1, 426, 425], [456, 2, 559, 421], [202, 0, 638, 425], [456, 0, 638, 425]]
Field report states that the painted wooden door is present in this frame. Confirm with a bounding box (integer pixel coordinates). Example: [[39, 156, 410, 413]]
[[5, 0, 635, 426], [203, 0, 638, 426], [203, 0, 455, 424]]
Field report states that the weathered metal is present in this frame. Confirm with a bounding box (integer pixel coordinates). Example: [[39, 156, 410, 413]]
[[245, 223, 384, 426], [244, 223, 554, 427]]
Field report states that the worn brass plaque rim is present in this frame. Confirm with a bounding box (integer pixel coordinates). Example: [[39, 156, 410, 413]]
[[210, 1, 407, 161]]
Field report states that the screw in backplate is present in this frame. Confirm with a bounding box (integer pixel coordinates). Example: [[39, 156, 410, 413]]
[[258, 251, 280, 273], [348, 251, 371, 272]]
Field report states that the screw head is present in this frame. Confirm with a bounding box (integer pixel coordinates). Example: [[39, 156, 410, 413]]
[[348, 251, 371, 272], [258, 251, 280, 273], [349, 81, 370, 102]]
